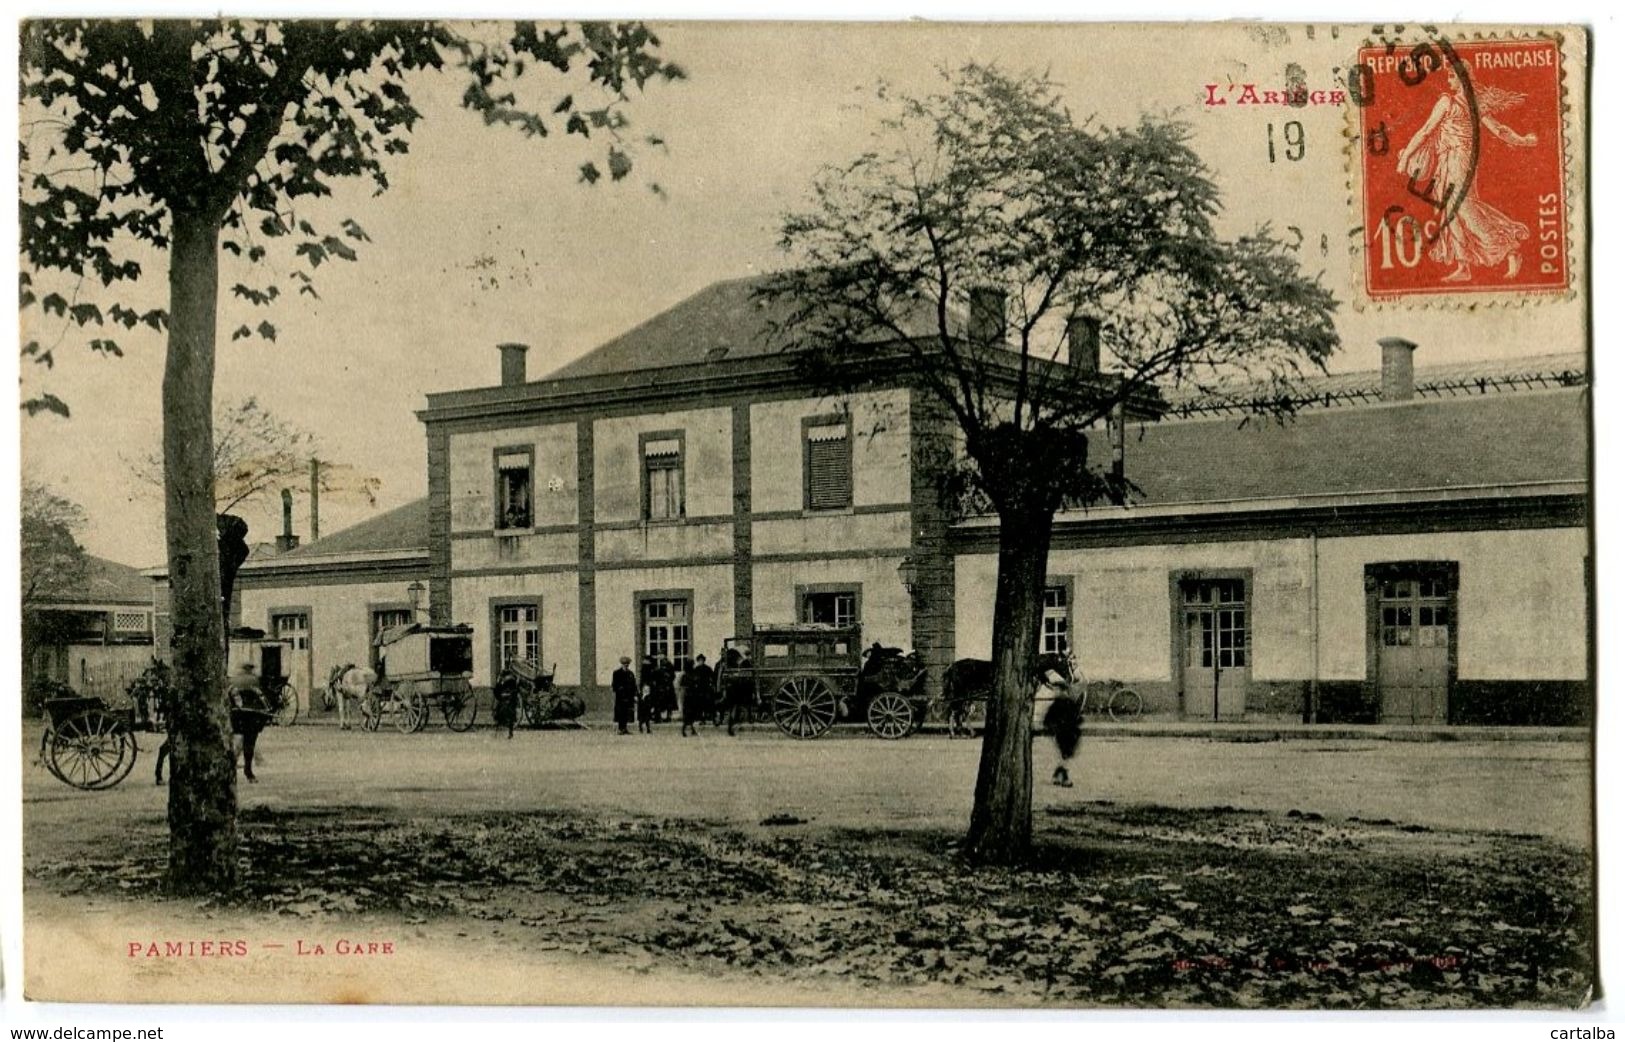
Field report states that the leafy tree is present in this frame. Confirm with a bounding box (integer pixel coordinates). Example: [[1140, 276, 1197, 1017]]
[[20, 19, 682, 892], [20, 478, 89, 611], [128, 395, 380, 516], [761, 66, 1338, 864]]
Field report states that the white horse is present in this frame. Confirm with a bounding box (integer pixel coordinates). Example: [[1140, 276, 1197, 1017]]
[[326, 664, 376, 730]]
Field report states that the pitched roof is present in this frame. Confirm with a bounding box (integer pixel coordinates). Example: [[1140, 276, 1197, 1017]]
[[272, 498, 428, 559], [36, 554, 151, 606], [1119, 387, 1586, 507], [544, 273, 952, 381]]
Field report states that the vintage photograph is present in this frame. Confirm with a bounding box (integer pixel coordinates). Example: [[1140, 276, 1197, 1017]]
[[14, 19, 1594, 1010]]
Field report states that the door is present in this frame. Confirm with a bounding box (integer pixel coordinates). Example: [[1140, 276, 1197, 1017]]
[[642, 599, 692, 667], [1180, 579, 1249, 720], [269, 612, 311, 712], [1377, 577, 1450, 723]]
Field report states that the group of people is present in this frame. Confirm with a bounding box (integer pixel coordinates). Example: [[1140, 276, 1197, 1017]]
[[611, 653, 728, 736]]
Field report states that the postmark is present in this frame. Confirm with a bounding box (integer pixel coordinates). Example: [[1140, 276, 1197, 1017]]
[[1350, 33, 1573, 304]]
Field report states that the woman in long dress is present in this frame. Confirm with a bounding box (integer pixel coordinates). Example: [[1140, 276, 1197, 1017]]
[[1395, 67, 1539, 282]]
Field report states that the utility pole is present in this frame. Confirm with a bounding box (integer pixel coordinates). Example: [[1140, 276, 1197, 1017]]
[[309, 457, 321, 543]]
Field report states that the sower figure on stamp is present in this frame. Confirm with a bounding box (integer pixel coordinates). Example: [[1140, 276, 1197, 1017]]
[[612, 655, 638, 735], [1041, 668, 1082, 788], [1397, 66, 1538, 282]]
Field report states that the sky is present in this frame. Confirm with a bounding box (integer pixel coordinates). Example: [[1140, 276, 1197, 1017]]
[[17, 20, 1590, 568]]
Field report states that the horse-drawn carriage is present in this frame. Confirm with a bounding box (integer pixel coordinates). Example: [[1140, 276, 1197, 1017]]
[[716, 623, 928, 739], [227, 628, 300, 727], [361, 623, 479, 733], [38, 695, 139, 790]]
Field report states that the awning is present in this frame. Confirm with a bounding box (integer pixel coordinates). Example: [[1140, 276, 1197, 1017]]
[[644, 438, 680, 458], [806, 424, 847, 443]]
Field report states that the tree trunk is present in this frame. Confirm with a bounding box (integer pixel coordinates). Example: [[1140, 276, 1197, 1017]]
[[964, 491, 1056, 865], [161, 208, 237, 894]]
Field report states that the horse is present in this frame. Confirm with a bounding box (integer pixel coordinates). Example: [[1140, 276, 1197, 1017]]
[[940, 653, 1072, 737], [326, 663, 376, 731]]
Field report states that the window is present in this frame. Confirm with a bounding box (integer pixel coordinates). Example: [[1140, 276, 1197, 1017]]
[[804, 418, 852, 511], [113, 610, 149, 635], [643, 599, 691, 662], [371, 608, 413, 669], [1381, 577, 1451, 648], [497, 604, 540, 669], [802, 590, 858, 627], [495, 450, 533, 530], [1041, 585, 1070, 656], [643, 437, 684, 521], [271, 612, 310, 651], [1182, 580, 1247, 668]]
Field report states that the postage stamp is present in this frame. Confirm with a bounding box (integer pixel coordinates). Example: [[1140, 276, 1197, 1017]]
[[1352, 33, 1575, 304]]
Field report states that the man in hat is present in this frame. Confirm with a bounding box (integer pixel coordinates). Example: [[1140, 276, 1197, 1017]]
[[611, 655, 639, 735], [229, 661, 268, 782], [681, 654, 715, 737]]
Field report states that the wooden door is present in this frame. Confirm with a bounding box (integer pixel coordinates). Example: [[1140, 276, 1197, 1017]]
[[1180, 579, 1250, 720], [1377, 577, 1450, 723]]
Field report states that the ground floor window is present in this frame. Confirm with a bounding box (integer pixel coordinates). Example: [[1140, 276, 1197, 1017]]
[[495, 602, 541, 671], [270, 611, 310, 652], [801, 589, 858, 627], [1041, 584, 1070, 657], [643, 598, 692, 664], [371, 607, 413, 670]]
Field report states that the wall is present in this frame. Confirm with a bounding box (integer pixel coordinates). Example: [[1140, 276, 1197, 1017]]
[[449, 572, 582, 688], [239, 578, 423, 711], [750, 389, 911, 513], [751, 556, 913, 651], [594, 407, 733, 523], [592, 563, 732, 685], [1314, 527, 1587, 681], [953, 523, 1588, 718], [447, 423, 578, 532]]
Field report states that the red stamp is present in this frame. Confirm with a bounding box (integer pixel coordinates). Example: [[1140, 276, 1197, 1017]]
[[1356, 37, 1569, 299]]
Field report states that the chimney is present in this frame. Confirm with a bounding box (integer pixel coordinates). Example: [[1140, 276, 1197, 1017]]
[[966, 287, 1006, 345], [498, 342, 529, 387], [1067, 316, 1101, 374], [275, 488, 300, 553], [1379, 337, 1417, 401], [309, 458, 320, 543]]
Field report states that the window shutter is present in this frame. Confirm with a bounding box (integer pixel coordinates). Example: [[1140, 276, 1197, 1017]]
[[807, 429, 851, 510]]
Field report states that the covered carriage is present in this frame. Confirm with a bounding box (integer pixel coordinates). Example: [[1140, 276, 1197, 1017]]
[[226, 628, 299, 727], [364, 623, 478, 733], [716, 623, 928, 739]]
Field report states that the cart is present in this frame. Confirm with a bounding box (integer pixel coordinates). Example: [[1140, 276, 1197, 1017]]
[[716, 624, 928, 740], [226, 629, 300, 727], [39, 695, 139, 790], [363, 624, 478, 733], [502, 659, 587, 728]]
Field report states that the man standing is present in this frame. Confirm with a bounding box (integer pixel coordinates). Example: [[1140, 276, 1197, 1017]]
[[612, 656, 638, 736], [681, 654, 716, 737]]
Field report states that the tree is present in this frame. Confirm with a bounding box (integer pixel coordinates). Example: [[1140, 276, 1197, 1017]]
[[21, 479, 88, 611], [760, 66, 1339, 865], [128, 395, 380, 516], [20, 19, 683, 893]]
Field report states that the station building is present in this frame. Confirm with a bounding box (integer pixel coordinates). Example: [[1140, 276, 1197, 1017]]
[[414, 275, 1590, 726]]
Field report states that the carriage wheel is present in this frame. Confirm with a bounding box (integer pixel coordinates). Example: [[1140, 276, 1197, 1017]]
[[773, 676, 837, 739], [1107, 688, 1143, 721], [409, 689, 430, 733], [49, 710, 135, 790], [865, 692, 915, 740], [273, 684, 300, 727], [443, 689, 478, 732], [391, 687, 422, 734], [360, 694, 382, 732]]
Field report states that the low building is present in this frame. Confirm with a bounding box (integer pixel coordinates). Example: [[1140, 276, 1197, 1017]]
[[147, 499, 430, 717], [24, 555, 156, 703]]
